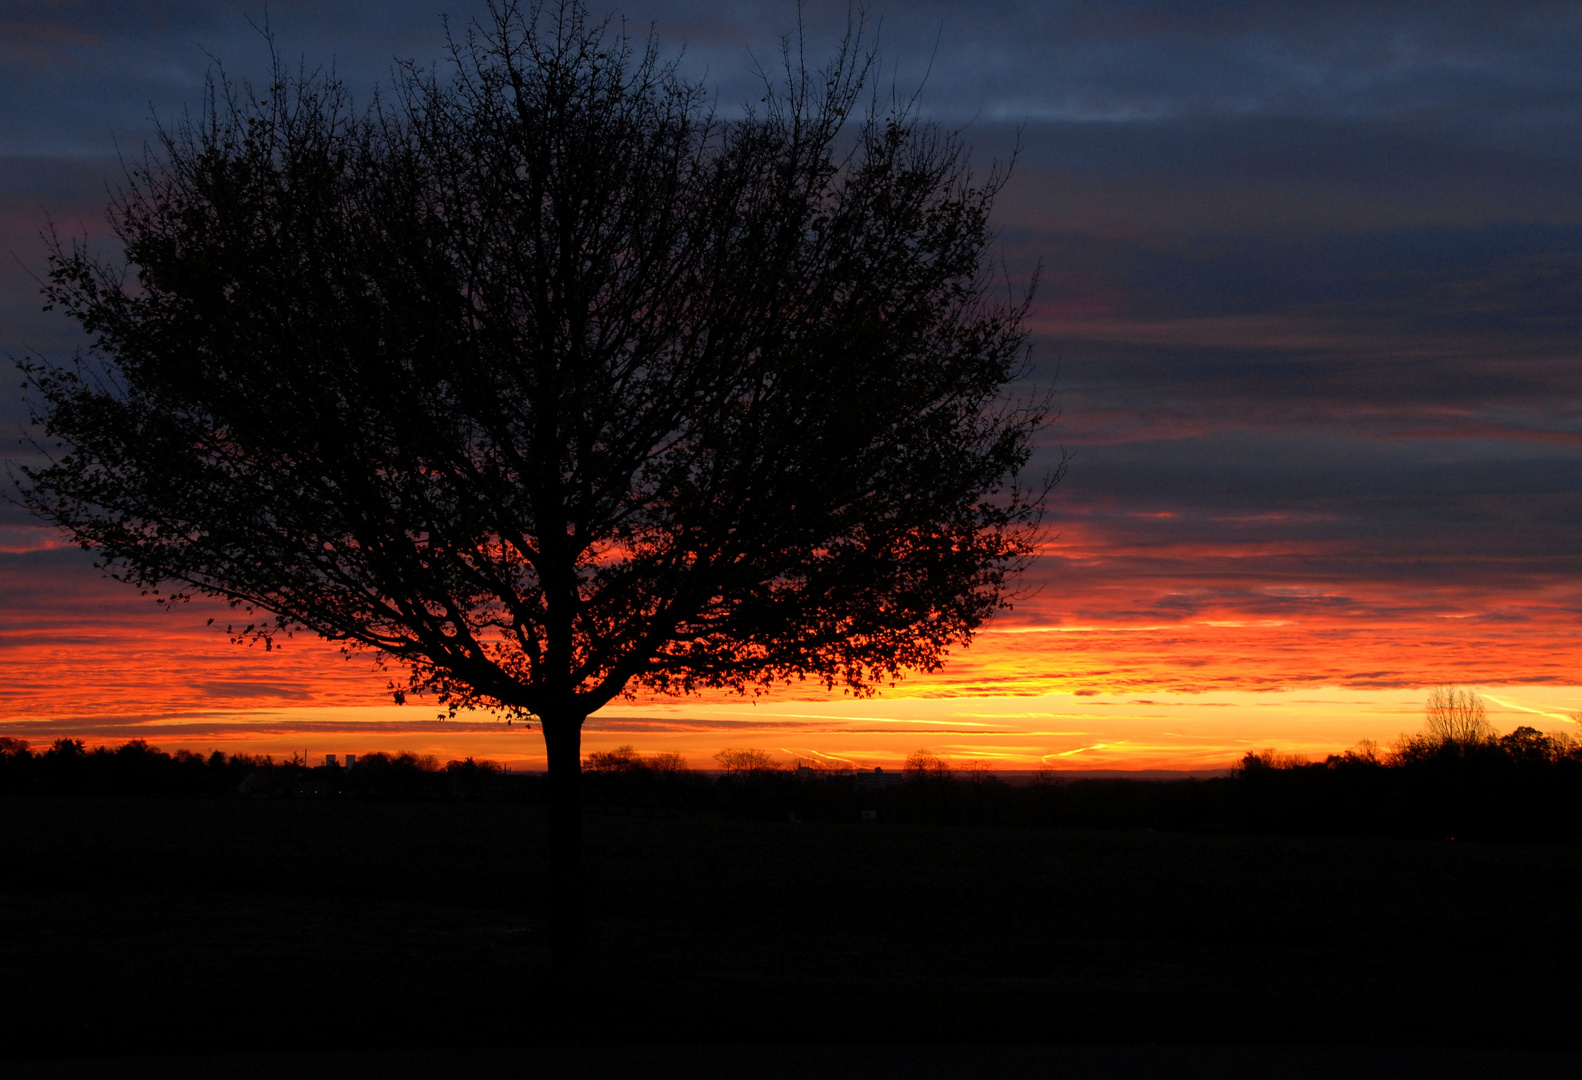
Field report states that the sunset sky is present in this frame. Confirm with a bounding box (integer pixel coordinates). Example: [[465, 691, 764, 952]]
[[4, 1, 1582, 770]]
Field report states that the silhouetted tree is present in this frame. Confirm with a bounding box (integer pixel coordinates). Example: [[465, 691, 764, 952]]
[[1234, 749, 1311, 773], [1422, 685, 1493, 750], [903, 749, 954, 781], [1498, 725, 1553, 764], [0, 737, 33, 793], [585, 745, 644, 774], [903, 748, 954, 818], [644, 751, 689, 775], [1341, 739, 1381, 766], [18, 1, 1046, 969], [713, 748, 783, 777], [444, 755, 506, 799]]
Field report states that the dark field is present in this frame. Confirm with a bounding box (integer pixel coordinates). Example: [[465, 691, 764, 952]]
[[3, 796, 1580, 1074]]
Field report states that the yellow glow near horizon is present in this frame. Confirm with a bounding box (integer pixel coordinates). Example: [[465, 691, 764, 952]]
[[6, 572, 1582, 771], [8, 685, 1577, 772]]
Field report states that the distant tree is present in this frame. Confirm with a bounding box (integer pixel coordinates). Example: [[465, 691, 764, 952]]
[[0, 737, 33, 793], [714, 748, 783, 776], [902, 749, 954, 819], [904, 749, 954, 780], [1032, 765, 1064, 786], [644, 751, 689, 775], [444, 755, 504, 776], [1422, 686, 1493, 749], [959, 759, 994, 783], [344, 750, 443, 800], [1345, 739, 1381, 765], [585, 745, 643, 774], [444, 755, 506, 799], [1498, 725, 1554, 764], [17, 1, 1047, 968], [1233, 749, 1311, 774], [45, 738, 86, 760]]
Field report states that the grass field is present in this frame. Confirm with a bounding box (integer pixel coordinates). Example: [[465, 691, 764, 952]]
[[2, 796, 1579, 1064]]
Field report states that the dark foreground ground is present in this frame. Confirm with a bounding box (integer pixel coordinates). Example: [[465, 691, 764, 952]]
[[2, 797, 1579, 1076]]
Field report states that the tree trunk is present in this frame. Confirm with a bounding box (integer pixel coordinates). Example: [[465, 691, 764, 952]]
[[541, 713, 586, 977]]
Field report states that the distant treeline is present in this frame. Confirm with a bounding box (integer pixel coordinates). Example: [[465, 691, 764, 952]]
[[1231, 724, 1582, 843], [0, 738, 510, 801], [4, 728, 1582, 842], [587, 739, 1582, 842]]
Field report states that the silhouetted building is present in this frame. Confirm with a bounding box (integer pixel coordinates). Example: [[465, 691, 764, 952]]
[[857, 766, 900, 788]]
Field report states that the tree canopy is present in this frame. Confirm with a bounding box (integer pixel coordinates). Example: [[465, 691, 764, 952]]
[[23, 1, 1044, 730], [18, 0, 1048, 966]]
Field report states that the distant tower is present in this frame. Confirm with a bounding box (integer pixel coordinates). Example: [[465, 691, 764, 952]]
[[325, 753, 337, 767], [345, 754, 357, 768]]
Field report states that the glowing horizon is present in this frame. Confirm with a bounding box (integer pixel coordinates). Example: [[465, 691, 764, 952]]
[[4, 554, 1579, 771], [5, 679, 1579, 774]]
